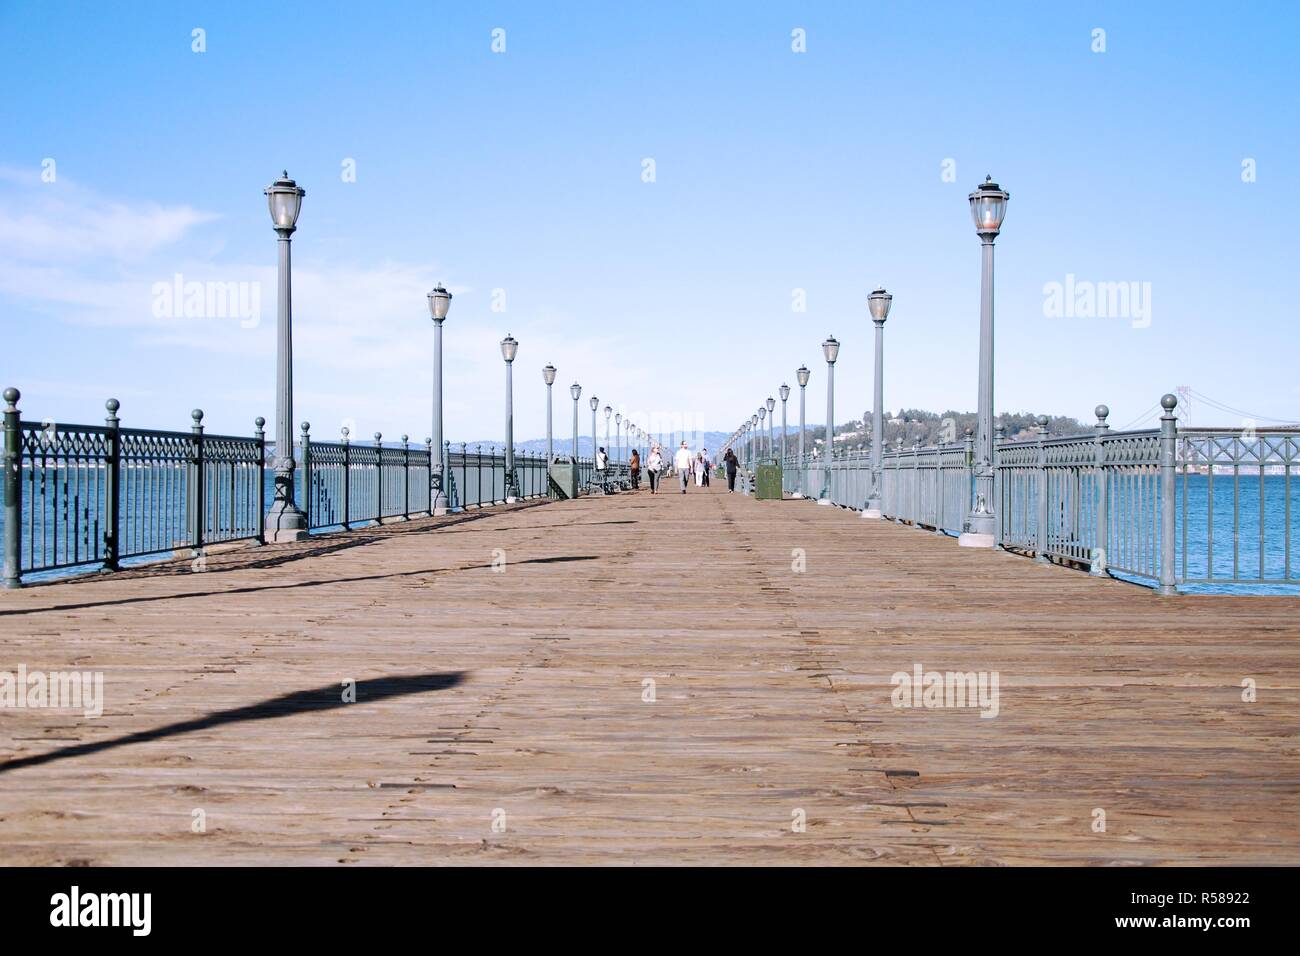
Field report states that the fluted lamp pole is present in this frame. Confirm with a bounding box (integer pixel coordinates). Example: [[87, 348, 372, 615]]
[[570, 382, 581, 464], [428, 283, 453, 515], [501, 334, 519, 503], [779, 384, 790, 464], [863, 287, 892, 519], [263, 171, 309, 542], [959, 175, 1010, 548], [794, 365, 810, 497], [817, 336, 839, 505], [543, 364, 557, 463], [759, 392, 769, 460]]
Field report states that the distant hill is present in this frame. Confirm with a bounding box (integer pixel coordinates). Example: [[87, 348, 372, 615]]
[[451, 411, 1087, 459]]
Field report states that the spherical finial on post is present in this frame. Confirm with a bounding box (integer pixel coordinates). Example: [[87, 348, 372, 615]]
[[374, 432, 382, 444], [255, 416, 266, 429], [300, 421, 310, 434], [401, 434, 409, 444], [105, 398, 120, 415], [1095, 404, 1109, 423], [1161, 393, 1178, 412], [341, 426, 350, 440], [191, 409, 204, 424], [2, 387, 19, 408]]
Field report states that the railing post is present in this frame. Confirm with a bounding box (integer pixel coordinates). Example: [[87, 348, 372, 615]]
[[994, 424, 1006, 547], [374, 433, 383, 523], [102, 398, 121, 571], [402, 434, 410, 518], [341, 427, 351, 530], [1090, 405, 1109, 576], [1157, 393, 1179, 595], [255, 417, 267, 545], [300, 421, 311, 531], [2, 387, 22, 588], [1035, 415, 1050, 563], [189, 409, 205, 554]]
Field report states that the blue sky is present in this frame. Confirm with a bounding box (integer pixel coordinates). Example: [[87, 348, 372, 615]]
[[2, 0, 1297, 445]]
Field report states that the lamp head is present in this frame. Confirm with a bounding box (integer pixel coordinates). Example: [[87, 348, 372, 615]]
[[427, 283, 452, 321], [265, 170, 305, 231], [969, 174, 1009, 237]]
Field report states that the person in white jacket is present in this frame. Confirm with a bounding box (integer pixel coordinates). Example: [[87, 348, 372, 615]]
[[674, 441, 693, 494]]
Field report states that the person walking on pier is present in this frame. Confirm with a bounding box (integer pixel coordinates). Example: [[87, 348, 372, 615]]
[[675, 441, 693, 494], [646, 444, 662, 494], [700, 448, 711, 487], [724, 448, 739, 492], [629, 448, 641, 490]]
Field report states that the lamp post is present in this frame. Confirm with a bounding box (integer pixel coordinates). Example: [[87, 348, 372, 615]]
[[501, 334, 519, 502], [750, 414, 759, 469], [604, 405, 612, 463], [794, 365, 810, 497], [818, 336, 839, 505], [543, 364, 557, 463], [779, 384, 790, 463], [863, 287, 892, 519], [759, 398, 769, 463], [758, 406, 768, 460], [262, 171, 309, 542], [590, 395, 599, 477], [614, 413, 622, 465], [570, 382, 581, 463], [427, 283, 453, 515], [959, 175, 1010, 548]]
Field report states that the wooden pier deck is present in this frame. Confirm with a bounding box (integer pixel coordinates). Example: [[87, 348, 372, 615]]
[[2, 484, 1298, 866]]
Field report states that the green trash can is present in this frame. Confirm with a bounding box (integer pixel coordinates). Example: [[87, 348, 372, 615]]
[[754, 460, 784, 500]]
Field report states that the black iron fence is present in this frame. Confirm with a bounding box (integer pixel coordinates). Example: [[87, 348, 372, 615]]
[[1, 390, 591, 586]]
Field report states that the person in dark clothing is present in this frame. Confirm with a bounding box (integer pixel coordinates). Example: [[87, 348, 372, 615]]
[[724, 448, 739, 492]]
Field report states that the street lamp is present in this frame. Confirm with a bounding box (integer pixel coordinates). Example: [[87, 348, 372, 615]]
[[590, 395, 600, 480], [778, 384, 790, 463], [818, 336, 839, 505], [501, 335, 519, 502], [543, 364, 557, 463], [759, 398, 769, 463], [758, 406, 768, 460], [794, 365, 810, 497], [570, 382, 581, 463], [959, 175, 1009, 548], [863, 287, 892, 519], [604, 405, 612, 464], [428, 283, 454, 515], [263, 171, 309, 542], [750, 413, 759, 469], [615, 412, 622, 465]]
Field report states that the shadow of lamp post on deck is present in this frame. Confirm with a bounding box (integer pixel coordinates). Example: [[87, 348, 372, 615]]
[[428, 283, 453, 515], [501, 334, 519, 503], [264, 171, 310, 542], [864, 286, 893, 519], [817, 335, 840, 505], [959, 175, 1010, 548]]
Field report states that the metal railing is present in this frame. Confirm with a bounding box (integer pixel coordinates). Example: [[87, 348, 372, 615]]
[[3, 399, 265, 586], [2, 390, 593, 586], [771, 397, 1299, 593]]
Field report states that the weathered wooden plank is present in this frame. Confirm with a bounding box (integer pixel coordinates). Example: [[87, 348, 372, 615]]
[[1, 486, 1297, 865]]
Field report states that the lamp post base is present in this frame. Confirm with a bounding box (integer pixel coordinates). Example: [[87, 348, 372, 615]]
[[505, 496, 518, 504], [432, 488, 449, 516], [861, 508, 883, 519], [957, 531, 995, 548], [791, 492, 805, 499], [264, 502, 309, 543], [816, 497, 833, 506]]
